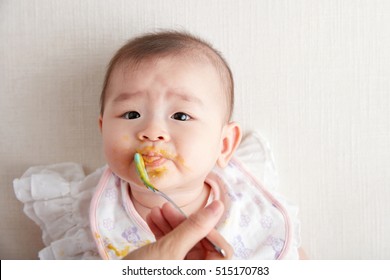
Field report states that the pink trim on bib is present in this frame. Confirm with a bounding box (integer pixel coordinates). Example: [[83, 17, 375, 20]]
[[231, 158, 292, 259], [89, 167, 112, 259]]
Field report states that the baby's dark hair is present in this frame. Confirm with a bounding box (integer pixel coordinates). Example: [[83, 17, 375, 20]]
[[100, 30, 234, 122]]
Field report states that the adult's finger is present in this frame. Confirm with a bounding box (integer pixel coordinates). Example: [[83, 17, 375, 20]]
[[146, 212, 165, 239], [160, 202, 187, 227], [157, 200, 228, 259], [160, 201, 233, 259], [147, 206, 173, 238]]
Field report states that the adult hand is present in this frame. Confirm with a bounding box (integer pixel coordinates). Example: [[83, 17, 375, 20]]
[[124, 200, 232, 260]]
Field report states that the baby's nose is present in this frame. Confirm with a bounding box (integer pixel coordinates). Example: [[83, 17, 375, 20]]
[[137, 125, 170, 142]]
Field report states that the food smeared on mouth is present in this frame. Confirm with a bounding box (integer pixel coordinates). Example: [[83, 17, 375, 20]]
[[134, 147, 187, 180], [148, 166, 168, 178], [136, 147, 184, 166]]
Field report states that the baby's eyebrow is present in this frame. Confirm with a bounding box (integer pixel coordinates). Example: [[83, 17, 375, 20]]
[[111, 90, 203, 105], [167, 90, 203, 105], [112, 92, 142, 103]]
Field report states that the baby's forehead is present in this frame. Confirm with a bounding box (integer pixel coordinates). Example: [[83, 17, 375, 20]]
[[109, 51, 232, 122], [112, 54, 221, 93], [111, 55, 226, 107], [111, 54, 221, 92], [118, 51, 218, 74]]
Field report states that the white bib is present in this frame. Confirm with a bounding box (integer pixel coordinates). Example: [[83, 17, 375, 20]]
[[90, 156, 299, 259]]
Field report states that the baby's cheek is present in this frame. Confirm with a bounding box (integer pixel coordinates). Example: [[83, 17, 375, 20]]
[[103, 141, 117, 156], [121, 134, 131, 143], [105, 147, 133, 177], [104, 143, 126, 163], [106, 135, 131, 151]]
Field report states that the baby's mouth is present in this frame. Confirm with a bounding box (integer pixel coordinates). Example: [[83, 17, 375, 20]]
[[135, 147, 187, 176], [142, 152, 167, 167], [136, 147, 174, 168]]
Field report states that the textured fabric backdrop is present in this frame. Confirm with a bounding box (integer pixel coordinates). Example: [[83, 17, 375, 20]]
[[1, 0, 389, 259]]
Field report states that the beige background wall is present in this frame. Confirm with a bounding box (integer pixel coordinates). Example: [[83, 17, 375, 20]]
[[1, 0, 389, 259]]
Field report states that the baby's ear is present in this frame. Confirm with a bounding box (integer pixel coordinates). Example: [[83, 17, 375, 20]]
[[217, 122, 242, 168], [98, 115, 103, 133]]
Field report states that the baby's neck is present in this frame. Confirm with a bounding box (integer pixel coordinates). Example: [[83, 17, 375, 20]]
[[130, 182, 211, 221]]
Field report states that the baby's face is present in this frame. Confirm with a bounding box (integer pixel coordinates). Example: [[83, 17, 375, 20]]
[[99, 56, 228, 191]]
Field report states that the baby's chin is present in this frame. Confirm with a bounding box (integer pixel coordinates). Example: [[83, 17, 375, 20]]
[[146, 166, 169, 180]]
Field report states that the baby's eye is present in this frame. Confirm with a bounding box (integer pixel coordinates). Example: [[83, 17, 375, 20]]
[[122, 111, 141, 119], [171, 112, 191, 121]]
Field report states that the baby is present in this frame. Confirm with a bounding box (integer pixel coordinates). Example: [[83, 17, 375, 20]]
[[98, 31, 241, 221], [14, 31, 302, 260]]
